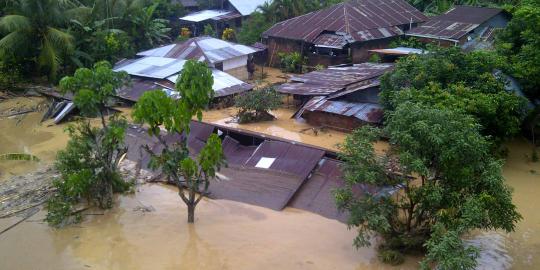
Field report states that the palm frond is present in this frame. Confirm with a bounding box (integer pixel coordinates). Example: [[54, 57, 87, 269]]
[[0, 31, 31, 54], [39, 37, 61, 79], [46, 26, 74, 52], [0, 15, 32, 33], [0, 153, 40, 162]]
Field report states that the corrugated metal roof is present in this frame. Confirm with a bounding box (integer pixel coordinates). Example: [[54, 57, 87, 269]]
[[313, 33, 350, 49], [406, 6, 505, 41], [180, 10, 232, 22], [245, 140, 325, 180], [113, 57, 187, 79], [303, 97, 384, 124], [228, 0, 271, 16], [116, 78, 175, 102], [137, 37, 256, 64], [263, 0, 426, 43], [277, 63, 393, 96]]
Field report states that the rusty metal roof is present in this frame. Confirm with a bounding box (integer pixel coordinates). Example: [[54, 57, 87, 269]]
[[263, 0, 426, 43], [277, 63, 393, 96], [406, 6, 505, 41], [303, 96, 384, 124], [245, 140, 325, 180], [116, 78, 174, 102], [313, 33, 350, 49]]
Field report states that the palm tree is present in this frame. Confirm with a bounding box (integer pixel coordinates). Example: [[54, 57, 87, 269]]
[[0, 0, 78, 80]]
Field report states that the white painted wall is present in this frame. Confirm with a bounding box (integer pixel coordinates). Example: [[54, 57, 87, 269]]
[[223, 55, 248, 71]]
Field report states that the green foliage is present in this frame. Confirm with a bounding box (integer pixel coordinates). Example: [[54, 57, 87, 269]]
[[0, 60, 21, 90], [237, 12, 272, 45], [127, 3, 171, 50], [0, 0, 76, 80], [59, 61, 129, 119], [389, 37, 428, 49], [496, 2, 540, 101], [278, 52, 306, 73], [203, 24, 215, 37], [47, 63, 130, 227], [381, 46, 527, 144], [407, 0, 519, 15], [133, 60, 224, 223], [235, 87, 282, 123], [368, 53, 381, 63], [0, 153, 39, 162], [336, 103, 521, 269]]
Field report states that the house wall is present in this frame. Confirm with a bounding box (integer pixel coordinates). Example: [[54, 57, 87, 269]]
[[306, 53, 350, 67], [224, 65, 249, 81], [351, 38, 395, 63], [302, 111, 365, 132], [266, 37, 304, 67]]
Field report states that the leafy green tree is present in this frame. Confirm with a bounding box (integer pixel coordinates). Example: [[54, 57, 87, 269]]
[[203, 23, 215, 37], [496, 1, 540, 101], [0, 0, 77, 79], [46, 61, 131, 226], [335, 103, 521, 269], [381, 47, 527, 144], [235, 87, 282, 123], [132, 60, 225, 223], [237, 12, 271, 45], [127, 3, 171, 50], [278, 51, 306, 73]]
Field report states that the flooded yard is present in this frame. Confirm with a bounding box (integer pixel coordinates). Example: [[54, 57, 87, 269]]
[[0, 97, 539, 269]]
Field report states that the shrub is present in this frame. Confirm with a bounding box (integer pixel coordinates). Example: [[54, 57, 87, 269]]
[[235, 87, 282, 123], [278, 52, 306, 73]]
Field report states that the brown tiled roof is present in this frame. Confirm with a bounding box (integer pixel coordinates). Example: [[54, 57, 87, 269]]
[[406, 6, 506, 41], [263, 0, 427, 43]]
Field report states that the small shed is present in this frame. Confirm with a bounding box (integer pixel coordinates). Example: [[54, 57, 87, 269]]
[[406, 5, 510, 50], [262, 0, 426, 67], [179, 0, 271, 37]]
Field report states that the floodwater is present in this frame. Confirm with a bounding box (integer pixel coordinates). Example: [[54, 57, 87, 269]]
[[1, 97, 540, 269], [0, 97, 69, 180], [0, 184, 421, 270]]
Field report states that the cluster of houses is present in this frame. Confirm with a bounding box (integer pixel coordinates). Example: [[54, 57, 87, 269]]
[[111, 0, 510, 132], [85, 0, 512, 221]]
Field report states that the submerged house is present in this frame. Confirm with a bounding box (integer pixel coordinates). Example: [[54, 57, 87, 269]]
[[262, 0, 426, 67], [179, 0, 271, 36], [406, 6, 510, 50], [278, 63, 394, 131], [137, 36, 257, 80], [113, 37, 256, 103]]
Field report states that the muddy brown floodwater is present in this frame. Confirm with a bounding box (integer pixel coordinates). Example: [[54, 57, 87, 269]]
[[1, 97, 539, 269]]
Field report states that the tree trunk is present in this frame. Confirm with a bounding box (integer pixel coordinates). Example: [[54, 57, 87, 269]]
[[187, 203, 195, 223]]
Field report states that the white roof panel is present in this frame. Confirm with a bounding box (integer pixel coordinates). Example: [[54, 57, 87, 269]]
[[114, 57, 186, 79], [137, 44, 176, 57], [228, 0, 272, 16], [180, 10, 231, 22]]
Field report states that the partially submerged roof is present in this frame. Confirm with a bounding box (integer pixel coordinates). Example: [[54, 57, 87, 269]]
[[179, 10, 233, 22], [228, 0, 271, 16], [302, 96, 384, 124], [406, 6, 506, 42], [277, 63, 393, 96], [137, 37, 257, 64], [263, 0, 426, 44]]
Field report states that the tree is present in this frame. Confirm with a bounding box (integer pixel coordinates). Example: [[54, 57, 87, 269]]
[[221, 27, 236, 42], [0, 0, 77, 80], [127, 3, 171, 50], [335, 103, 521, 269], [132, 60, 225, 223], [237, 12, 272, 45], [47, 61, 131, 226], [496, 1, 540, 101], [278, 51, 306, 73], [380, 46, 527, 144], [235, 87, 282, 123], [203, 23, 215, 37]]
